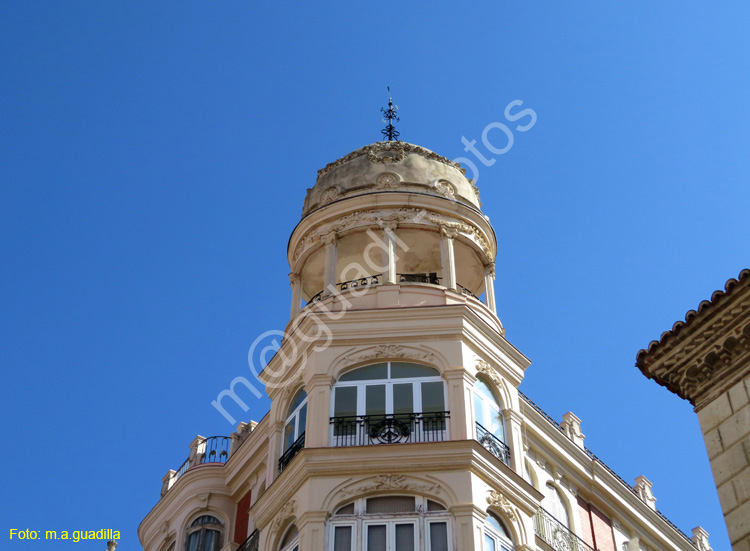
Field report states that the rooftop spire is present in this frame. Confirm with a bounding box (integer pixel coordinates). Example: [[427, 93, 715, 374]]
[[380, 87, 400, 141]]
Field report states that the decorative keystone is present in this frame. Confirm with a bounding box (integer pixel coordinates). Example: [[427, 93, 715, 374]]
[[634, 475, 657, 510], [560, 411, 585, 447], [691, 527, 712, 551]]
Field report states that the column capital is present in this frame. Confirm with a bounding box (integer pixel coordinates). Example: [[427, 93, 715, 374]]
[[289, 272, 300, 285], [484, 262, 496, 277], [444, 367, 477, 384], [308, 373, 335, 388], [440, 225, 459, 239], [322, 231, 338, 245]]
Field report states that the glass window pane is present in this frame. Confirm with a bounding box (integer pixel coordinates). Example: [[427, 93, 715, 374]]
[[340, 363, 388, 381], [475, 380, 498, 402], [427, 500, 446, 511], [288, 390, 307, 416], [474, 393, 486, 427], [335, 503, 355, 515], [421, 382, 445, 413], [485, 534, 497, 551], [334, 387, 358, 418], [187, 532, 200, 551], [393, 383, 414, 415], [366, 496, 416, 513], [366, 385, 386, 416], [204, 530, 220, 551], [298, 404, 307, 436], [487, 514, 509, 538], [367, 525, 387, 551], [391, 362, 439, 378], [395, 524, 415, 551], [429, 523, 449, 551], [284, 419, 296, 450], [333, 526, 352, 551]]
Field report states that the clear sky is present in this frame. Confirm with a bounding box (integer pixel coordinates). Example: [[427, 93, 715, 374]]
[[1, 2, 748, 550]]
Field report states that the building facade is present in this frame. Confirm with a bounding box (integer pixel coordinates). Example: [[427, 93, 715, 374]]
[[139, 141, 709, 551], [637, 269, 750, 551]]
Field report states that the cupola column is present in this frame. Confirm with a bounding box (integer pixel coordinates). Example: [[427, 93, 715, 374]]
[[484, 263, 497, 314], [440, 226, 457, 290], [289, 272, 302, 318], [323, 233, 338, 296], [382, 223, 398, 284]]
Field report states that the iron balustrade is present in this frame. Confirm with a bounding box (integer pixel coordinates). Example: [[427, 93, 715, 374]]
[[397, 272, 441, 284], [339, 274, 380, 290], [279, 432, 305, 472], [330, 412, 449, 447], [202, 436, 231, 464], [476, 422, 511, 466], [237, 530, 259, 551], [534, 508, 595, 551], [457, 283, 479, 299]]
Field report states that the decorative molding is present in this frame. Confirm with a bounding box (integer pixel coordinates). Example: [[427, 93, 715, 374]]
[[486, 490, 517, 522], [475, 359, 503, 387], [343, 345, 435, 365], [633, 476, 657, 510], [317, 141, 465, 178], [691, 527, 712, 551], [340, 474, 441, 498], [560, 412, 585, 448], [432, 179, 456, 199], [270, 499, 297, 535], [319, 186, 342, 207], [376, 172, 401, 189], [469, 179, 482, 206]]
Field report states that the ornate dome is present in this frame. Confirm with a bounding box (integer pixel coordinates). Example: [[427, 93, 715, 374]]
[[301, 141, 482, 218]]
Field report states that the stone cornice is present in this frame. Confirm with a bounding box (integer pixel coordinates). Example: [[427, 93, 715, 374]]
[[636, 269, 750, 407]]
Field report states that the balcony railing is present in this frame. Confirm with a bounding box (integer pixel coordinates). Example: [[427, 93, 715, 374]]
[[237, 530, 259, 551], [162, 435, 232, 496], [279, 433, 305, 472], [307, 274, 382, 304], [476, 423, 511, 466], [330, 412, 449, 447], [397, 272, 441, 285], [534, 508, 595, 551]]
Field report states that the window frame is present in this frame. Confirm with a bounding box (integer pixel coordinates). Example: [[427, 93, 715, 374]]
[[185, 515, 224, 551], [472, 378, 506, 443], [282, 389, 308, 454], [484, 512, 514, 551]]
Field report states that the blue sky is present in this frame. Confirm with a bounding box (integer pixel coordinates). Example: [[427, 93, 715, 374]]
[[2, 2, 748, 550]]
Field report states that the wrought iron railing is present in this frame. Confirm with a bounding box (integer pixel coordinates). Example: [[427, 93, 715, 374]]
[[202, 436, 231, 464], [279, 432, 305, 472], [397, 272, 441, 285], [534, 508, 594, 551], [457, 283, 479, 299], [330, 411, 449, 446], [237, 530, 259, 551], [476, 422, 511, 466], [339, 274, 380, 290]]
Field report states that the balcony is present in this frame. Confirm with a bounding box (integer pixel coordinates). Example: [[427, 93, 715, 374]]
[[476, 422, 511, 466], [330, 411, 449, 447], [237, 530, 259, 551], [162, 435, 232, 496], [279, 433, 305, 472], [534, 508, 595, 551]]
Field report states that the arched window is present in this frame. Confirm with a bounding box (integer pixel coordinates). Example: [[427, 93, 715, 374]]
[[484, 512, 513, 551], [328, 496, 451, 551], [280, 390, 307, 470], [542, 483, 569, 528], [473, 379, 508, 465], [279, 525, 299, 551], [185, 515, 223, 551], [331, 362, 448, 446]]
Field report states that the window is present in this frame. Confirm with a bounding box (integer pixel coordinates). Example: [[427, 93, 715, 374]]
[[328, 496, 451, 551], [186, 515, 223, 551], [484, 513, 513, 551], [542, 483, 569, 528], [331, 362, 448, 446], [473, 379, 509, 465], [280, 390, 307, 471], [279, 525, 299, 551]]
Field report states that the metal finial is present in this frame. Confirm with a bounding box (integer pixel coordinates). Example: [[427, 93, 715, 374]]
[[380, 87, 400, 141]]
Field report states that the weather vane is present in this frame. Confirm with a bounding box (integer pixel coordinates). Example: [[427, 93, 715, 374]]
[[380, 87, 400, 141]]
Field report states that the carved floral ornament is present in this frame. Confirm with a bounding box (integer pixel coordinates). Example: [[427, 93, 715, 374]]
[[341, 474, 442, 498], [486, 490, 517, 522], [343, 344, 435, 365], [475, 359, 503, 387], [292, 208, 494, 263], [270, 499, 297, 535]]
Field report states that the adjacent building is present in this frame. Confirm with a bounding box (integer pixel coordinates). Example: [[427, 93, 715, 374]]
[[138, 140, 710, 551], [637, 269, 750, 551]]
